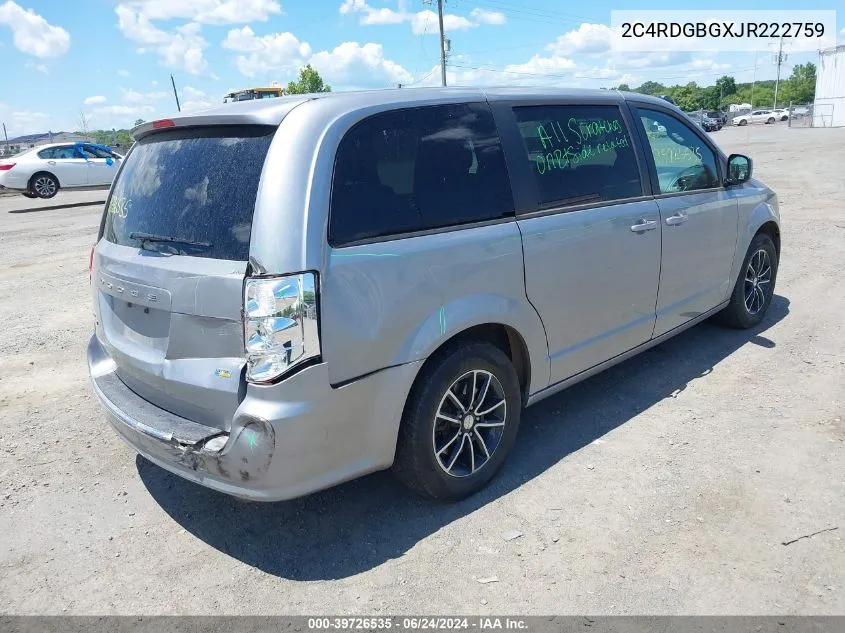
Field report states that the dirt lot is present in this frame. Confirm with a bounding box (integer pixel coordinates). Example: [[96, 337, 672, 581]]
[[1, 125, 843, 615]]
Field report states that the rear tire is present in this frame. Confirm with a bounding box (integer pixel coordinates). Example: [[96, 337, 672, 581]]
[[716, 233, 778, 329], [29, 173, 59, 199], [393, 342, 521, 502], [767, 117, 775, 124]]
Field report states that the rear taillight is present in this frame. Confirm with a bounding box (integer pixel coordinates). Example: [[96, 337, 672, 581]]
[[88, 244, 95, 283], [0, 163, 15, 171], [244, 272, 320, 383], [152, 119, 175, 129]]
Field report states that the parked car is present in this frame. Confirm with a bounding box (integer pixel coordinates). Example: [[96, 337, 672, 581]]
[[0, 142, 123, 199], [88, 89, 780, 503], [732, 110, 777, 126], [707, 110, 729, 125], [686, 110, 721, 132], [772, 109, 790, 121]]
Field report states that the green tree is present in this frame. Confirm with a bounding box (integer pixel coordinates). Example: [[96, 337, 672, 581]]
[[636, 80, 667, 96], [715, 75, 737, 98], [286, 64, 331, 95], [672, 82, 702, 111], [780, 62, 816, 105], [133, 118, 146, 127], [615, 83, 631, 92]]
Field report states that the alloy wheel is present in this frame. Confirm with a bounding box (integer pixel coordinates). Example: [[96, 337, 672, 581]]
[[34, 176, 56, 198], [432, 369, 507, 478], [744, 248, 772, 315]]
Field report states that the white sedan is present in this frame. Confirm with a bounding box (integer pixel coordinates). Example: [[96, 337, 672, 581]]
[[0, 142, 123, 199], [731, 110, 778, 126]]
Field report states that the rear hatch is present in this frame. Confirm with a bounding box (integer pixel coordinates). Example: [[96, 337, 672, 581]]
[[92, 124, 275, 430]]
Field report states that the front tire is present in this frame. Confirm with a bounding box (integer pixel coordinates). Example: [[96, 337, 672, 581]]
[[30, 173, 59, 199], [716, 233, 778, 329], [393, 342, 522, 502], [738, 119, 747, 126], [767, 117, 775, 124]]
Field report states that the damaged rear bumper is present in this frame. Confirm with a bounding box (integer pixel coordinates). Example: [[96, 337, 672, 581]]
[[87, 334, 422, 501]]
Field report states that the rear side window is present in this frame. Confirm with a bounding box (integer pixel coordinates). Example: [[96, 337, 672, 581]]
[[329, 103, 513, 246], [513, 105, 642, 207], [103, 126, 274, 261]]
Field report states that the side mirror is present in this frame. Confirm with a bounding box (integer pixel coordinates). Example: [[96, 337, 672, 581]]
[[726, 153, 752, 185]]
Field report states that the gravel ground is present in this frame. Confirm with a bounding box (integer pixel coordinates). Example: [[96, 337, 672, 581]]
[[0, 125, 843, 615]]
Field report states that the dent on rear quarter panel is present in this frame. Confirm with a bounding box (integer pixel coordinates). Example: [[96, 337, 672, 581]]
[[321, 222, 550, 394]]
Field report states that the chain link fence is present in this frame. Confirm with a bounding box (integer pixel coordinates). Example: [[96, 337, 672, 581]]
[[787, 102, 837, 128]]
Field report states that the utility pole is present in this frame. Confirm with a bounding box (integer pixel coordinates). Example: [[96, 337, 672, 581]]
[[171, 74, 182, 112], [437, 0, 447, 87], [773, 35, 787, 109], [2, 122, 8, 155]]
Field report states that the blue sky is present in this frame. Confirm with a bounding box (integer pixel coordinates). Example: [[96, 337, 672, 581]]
[[0, 0, 842, 135]]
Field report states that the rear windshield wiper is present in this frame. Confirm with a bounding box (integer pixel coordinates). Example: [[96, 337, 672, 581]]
[[129, 232, 212, 249]]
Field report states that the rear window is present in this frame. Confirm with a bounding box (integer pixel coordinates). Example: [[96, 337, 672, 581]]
[[103, 125, 274, 261]]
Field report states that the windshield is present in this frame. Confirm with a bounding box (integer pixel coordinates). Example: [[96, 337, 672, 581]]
[[102, 125, 275, 260]]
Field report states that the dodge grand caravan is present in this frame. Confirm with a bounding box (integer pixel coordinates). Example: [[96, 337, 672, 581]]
[[88, 88, 780, 502]]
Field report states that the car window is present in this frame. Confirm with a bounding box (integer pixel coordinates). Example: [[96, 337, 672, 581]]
[[84, 145, 114, 159], [103, 126, 274, 261], [329, 102, 513, 246], [636, 108, 720, 194], [512, 104, 642, 207], [37, 148, 56, 159]]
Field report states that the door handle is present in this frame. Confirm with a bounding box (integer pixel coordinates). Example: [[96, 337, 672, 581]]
[[47, 160, 56, 165], [665, 212, 688, 226], [630, 219, 658, 233]]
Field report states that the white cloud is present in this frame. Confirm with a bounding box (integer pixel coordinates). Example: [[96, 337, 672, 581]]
[[25, 60, 48, 74], [122, 88, 169, 103], [223, 26, 311, 77], [547, 23, 612, 56], [115, 6, 208, 75], [0, 1, 70, 58], [117, 0, 281, 25], [118, 69, 131, 77], [92, 104, 156, 117], [502, 55, 577, 77], [12, 110, 48, 124], [309, 41, 413, 88], [410, 10, 474, 35], [341, 1, 503, 34], [469, 8, 505, 26], [84, 95, 107, 105], [224, 25, 412, 88], [180, 85, 214, 112]]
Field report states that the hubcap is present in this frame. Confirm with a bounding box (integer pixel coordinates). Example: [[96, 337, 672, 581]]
[[35, 177, 55, 196], [744, 248, 772, 315], [432, 369, 507, 478]]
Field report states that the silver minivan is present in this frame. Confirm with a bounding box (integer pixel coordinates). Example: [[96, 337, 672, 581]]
[[88, 88, 780, 502]]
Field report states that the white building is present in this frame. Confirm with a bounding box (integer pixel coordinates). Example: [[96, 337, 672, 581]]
[[813, 45, 845, 128]]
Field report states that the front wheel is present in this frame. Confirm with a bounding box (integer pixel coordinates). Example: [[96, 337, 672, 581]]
[[738, 119, 747, 126], [767, 117, 775, 124], [30, 173, 59, 199], [716, 233, 778, 329], [393, 342, 522, 502]]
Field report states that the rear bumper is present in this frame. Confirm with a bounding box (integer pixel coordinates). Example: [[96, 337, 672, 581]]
[[88, 334, 422, 501], [0, 171, 29, 190]]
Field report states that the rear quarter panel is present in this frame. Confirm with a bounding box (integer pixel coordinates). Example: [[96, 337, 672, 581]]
[[321, 224, 550, 393]]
